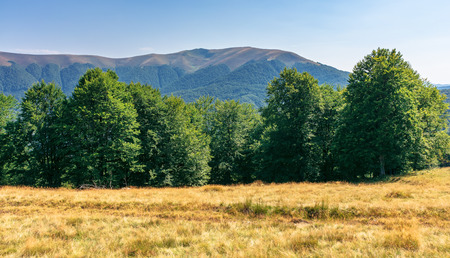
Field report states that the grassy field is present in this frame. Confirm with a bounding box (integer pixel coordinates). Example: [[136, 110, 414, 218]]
[[0, 168, 449, 257]]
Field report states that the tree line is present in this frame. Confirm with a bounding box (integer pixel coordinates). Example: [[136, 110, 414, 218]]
[[0, 48, 448, 188]]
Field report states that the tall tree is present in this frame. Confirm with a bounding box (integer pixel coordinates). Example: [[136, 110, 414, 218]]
[[63, 68, 141, 187], [202, 99, 261, 184], [316, 84, 344, 181], [410, 81, 449, 168], [258, 68, 321, 182], [336, 48, 449, 178], [152, 96, 211, 186], [0, 121, 31, 185], [127, 82, 166, 185], [0, 82, 65, 186], [0, 93, 18, 184], [19, 81, 66, 186]]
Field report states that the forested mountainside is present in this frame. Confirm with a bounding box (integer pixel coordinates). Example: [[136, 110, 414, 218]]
[[0, 47, 349, 107]]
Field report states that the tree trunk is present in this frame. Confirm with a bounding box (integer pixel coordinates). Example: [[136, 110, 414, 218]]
[[379, 155, 386, 176]]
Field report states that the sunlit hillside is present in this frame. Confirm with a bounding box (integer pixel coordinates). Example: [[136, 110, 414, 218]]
[[0, 47, 349, 106], [0, 168, 449, 257]]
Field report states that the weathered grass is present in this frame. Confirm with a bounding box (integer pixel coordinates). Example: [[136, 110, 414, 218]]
[[385, 190, 413, 199], [0, 167, 449, 256], [383, 230, 421, 250]]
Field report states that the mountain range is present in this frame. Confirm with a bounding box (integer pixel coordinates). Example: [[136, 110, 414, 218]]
[[0, 47, 350, 107], [436, 84, 450, 89]]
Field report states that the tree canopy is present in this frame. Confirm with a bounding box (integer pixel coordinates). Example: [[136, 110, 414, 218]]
[[198, 98, 261, 184], [62, 68, 141, 187], [258, 68, 322, 182], [0, 93, 17, 132], [0, 49, 448, 187], [335, 48, 449, 178]]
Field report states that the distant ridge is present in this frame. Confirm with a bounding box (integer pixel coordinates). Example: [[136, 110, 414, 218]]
[[0, 47, 316, 72], [0, 47, 350, 107], [436, 84, 450, 89]]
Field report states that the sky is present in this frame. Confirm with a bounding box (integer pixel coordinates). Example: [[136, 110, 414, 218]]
[[1, 0, 449, 84]]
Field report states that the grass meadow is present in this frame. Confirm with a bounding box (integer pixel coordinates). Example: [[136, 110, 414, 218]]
[[0, 168, 449, 257]]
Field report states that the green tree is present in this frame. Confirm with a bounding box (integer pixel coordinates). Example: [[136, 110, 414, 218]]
[[0, 93, 17, 132], [192, 95, 215, 133], [0, 122, 30, 185], [258, 68, 321, 182], [336, 48, 449, 178], [63, 68, 141, 187], [152, 96, 211, 186], [0, 93, 18, 184], [127, 82, 167, 185], [0, 82, 65, 186], [411, 81, 449, 168], [203, 99, 261, 184], [19, 81, 66, 186], [316, 84, 344, 181]]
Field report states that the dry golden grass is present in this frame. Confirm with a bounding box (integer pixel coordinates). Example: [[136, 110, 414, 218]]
[[0, 168, 449, 257]]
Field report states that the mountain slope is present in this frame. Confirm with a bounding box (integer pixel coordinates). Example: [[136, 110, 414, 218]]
[[436, 84, 450, 89], [0, 47, 316, 71], [0, 47, 350, 106]]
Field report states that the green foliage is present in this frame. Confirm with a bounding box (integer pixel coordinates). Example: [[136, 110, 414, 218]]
[[157, 65, 183, 88], [60, 63, 96, 93], [19, 81, 66, 186], [0, 93, 18, 184], [0, 62, 37, 97], [174, 83, 268, 108], [40, 64, 62, 87], [25, 63, 42, 79], [0, 59, 349, 108], [172, 60, 349, 108], [0, 121, 29, 185], [171, 60, 287, 108], [127, 82, 166, 185], [198, 98, 261, 184], [438, 89, 450, 104], [258, 68, 322, 182], [162, 65, 230, 92], [0, 82, 65, 186], [63, 68, 141, 187], [412, 82, 450, 167], [152, 96, 211, 186], [0, 48, 447, 187], [294, 62, 349, 86], [115, 66, 180, 90], [128, 85, 212, 187], [316, 84, 345, 180], [0, 93, 17, 131], [335, 48, 449, 178]]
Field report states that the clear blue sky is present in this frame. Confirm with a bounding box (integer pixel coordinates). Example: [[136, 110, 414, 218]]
[[1, 0, 449, 83]]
